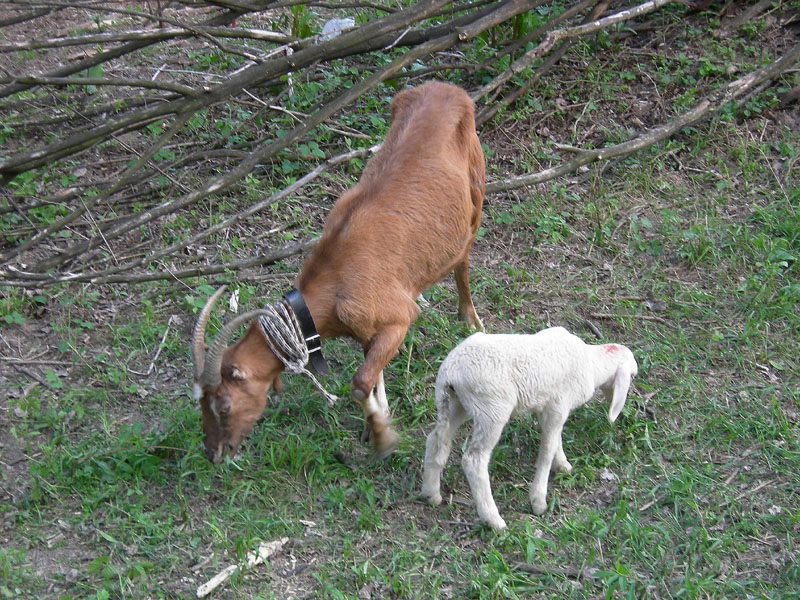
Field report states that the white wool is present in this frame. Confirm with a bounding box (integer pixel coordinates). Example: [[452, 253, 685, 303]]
[[421, 327, 638, 530]]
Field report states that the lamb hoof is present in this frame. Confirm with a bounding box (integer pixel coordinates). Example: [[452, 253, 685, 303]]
[[483, 515, 507, 530], [373, 428, 399, 459], [420, 487, 442, 506], [552, 460, 572, 474], [530, 497, 547, 515]]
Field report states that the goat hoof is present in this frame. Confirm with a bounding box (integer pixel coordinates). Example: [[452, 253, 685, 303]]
[[462, 312, 484, 332], [373, 428, 399, 459], [360, 424, 371, 444]]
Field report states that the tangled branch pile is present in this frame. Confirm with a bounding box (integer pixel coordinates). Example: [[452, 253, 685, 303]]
[[0, 0, 798, 287]]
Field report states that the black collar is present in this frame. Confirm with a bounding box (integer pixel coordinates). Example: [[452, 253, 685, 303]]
[[282, 288, 328, 375]]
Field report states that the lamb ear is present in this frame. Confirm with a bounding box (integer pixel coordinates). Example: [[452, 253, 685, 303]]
[[608, 365, 632, 423]]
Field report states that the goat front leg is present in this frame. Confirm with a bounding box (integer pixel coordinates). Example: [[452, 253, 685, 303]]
[[529, 408, 569, 515], [359, 370, 388, 443], [453, 259, 483, 331], [352, 325, 407, 457]]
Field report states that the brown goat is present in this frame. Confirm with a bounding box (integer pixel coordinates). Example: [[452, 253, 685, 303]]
[[192, 81, 484, 463]]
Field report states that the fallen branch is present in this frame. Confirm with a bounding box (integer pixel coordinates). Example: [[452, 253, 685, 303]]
[[196, 538, 289, 598], [3, 146, 374, 285], [475, 0, 606, 126], [16, 0, 539, 276], [2, 1, 797, 292], [0, 26, 293, 52], [0, 7, 240, 100], [589, 311, 672, 326], [1, 111, 195, 265], [0, 357, 73, 366], [486, 39, 800, 193], [0, 75, 200, 97], [2, 237, 318, 286], [5, 0, 260, 60], [0, 0, 451, 179], [714, 0, 773, 39], [0, 5, 58, 28], [513, 561, 599, 579], [473, 0, 673, 105]]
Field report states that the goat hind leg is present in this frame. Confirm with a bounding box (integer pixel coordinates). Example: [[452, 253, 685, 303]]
[[453, 259, 483, 331]]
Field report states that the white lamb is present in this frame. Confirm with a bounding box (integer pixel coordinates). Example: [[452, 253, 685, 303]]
[[420, 327, 638, 530]]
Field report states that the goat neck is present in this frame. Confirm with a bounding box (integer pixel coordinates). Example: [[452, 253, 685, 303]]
[[295, 281, 347, 341]]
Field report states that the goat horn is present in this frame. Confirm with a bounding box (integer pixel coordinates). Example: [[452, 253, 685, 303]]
[[201, 309, 274, 389], [192, 286, 227, 383]]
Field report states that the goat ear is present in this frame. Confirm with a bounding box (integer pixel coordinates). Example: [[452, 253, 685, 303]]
[[608, 365, 632, 423]]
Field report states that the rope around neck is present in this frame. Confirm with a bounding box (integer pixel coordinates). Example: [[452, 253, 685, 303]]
[[257, 299, 338, 405]]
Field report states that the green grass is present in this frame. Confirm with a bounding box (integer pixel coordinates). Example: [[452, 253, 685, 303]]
[[3, 112, 797, 597]]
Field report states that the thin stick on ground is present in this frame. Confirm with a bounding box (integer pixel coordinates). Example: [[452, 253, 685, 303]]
[[589, 312, 673, 326], [513, 561, 597, 579], [196, 538, 289, 598]]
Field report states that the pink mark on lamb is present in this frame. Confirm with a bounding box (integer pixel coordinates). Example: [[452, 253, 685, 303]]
[[604, 344, 620, 354]]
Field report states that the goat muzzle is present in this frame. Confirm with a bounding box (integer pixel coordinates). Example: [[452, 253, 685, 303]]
[[204, 442, 231, 464]]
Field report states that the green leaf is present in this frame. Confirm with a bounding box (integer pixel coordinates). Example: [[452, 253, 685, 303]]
[[44, 370, 64, 389], [96, 529, 119, 544], [86, 555, 110, 575], [2, 311, 24, 325]]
